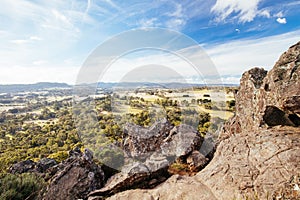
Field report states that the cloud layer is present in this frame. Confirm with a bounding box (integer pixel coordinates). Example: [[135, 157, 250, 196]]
[[0, 0, 299, 84], [211, 0, 263, 23]]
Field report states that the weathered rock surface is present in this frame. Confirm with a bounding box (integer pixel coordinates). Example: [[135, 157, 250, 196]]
[[89, 123, 205, 199], [224, 42, 300, 136], [161, 124, 203, 159], [9, 158, 57, 174], [104, 41, 300, 199], [123, 121, 204, 163], [40, 149, 105, 200], [197, 126, 300, 199], [89, 155, 170, 199], [123, 118, 173, 160], [107, 175, 218, 200], [106, 127, 300, 200]]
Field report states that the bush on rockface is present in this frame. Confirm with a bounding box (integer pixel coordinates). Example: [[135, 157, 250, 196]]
[[0, 173, 44, 200]]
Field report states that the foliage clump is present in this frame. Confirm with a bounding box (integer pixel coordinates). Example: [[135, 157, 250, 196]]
[[0, 173, 44, 200]]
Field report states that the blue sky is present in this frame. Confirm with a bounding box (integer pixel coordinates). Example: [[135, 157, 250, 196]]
[[0, 0, 300, 84]]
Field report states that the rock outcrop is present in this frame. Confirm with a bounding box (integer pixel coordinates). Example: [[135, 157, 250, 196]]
[[123, 118, 173, 160], [9, 158, 57, 174], [222, 42, 300, 137], [40, 148, 106, 200], [161, 124, 204, 159], [89, 122, 206, 199], [9, 148, 106, 200], [103, 41, 300, 199], [89, 156, 170, 199], [105, 127, 300, 200]]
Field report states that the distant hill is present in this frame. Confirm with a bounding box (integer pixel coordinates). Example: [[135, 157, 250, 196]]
[[0, 82, 71, 93], [96, 82, 238, 89], [0, 81, 238, 94]]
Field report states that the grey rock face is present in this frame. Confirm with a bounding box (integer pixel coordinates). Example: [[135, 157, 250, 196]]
[[9, 158, 57, 174], [40, 149, 105, 200], [123, 118, 173, 160], [107, 127, 300, 200], [89, 123, 204, 199], [161, 124, 203, 158], [9, 160, 37, 174]]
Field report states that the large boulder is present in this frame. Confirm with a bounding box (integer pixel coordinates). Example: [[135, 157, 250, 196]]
[[107, 175, 218, 200], [197, 126, 300, 199], [223, 42, 300, 136], [88, 154, 170, 199], [41, 149, 105, 200], [9, 160, 38, 174], [89, 122, 205, 199], [161, 124, 203, 159], [123, 118, 173, 160], [9, 158, 57, 174]]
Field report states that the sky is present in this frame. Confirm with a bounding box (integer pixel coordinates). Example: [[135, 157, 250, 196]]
[[0, 0, 300, 84]]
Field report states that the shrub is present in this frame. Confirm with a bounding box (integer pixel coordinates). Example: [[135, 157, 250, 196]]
[[95, 147, 124, 170], [48, 151, 69, 162], [0, 173, 44, 200]]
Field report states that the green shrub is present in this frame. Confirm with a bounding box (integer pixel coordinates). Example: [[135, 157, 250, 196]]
[[48, 151, 69, 162], [95, 147, 124, 170], [0, 173, 44, 200]]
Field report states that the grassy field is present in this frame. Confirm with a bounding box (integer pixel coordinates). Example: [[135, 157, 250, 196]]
[[109, 88, 235, 120], [0, 105, 25, 112]]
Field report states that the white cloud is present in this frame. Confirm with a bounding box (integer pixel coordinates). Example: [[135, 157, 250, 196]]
[[10, 36, 43, 45], [94, 31, 300, 85], [100, 51, 207, 84], [276, 17, 287, 24], [11, 40, 28, 45], [206, 30, 300, 77], [52, 9, 70, 25], [138, 18, 158, 28], [274, 11, 284, 18], [0, 30, 8, 36], [166, 3, 183, 18], [5, 30, 300, 85], [42, 9, 80, 35], [29, 36, 42, 41], [259, 10, 271, 18], [33, 60, 47, 65], [103, 0, 122, 11], [0, 65, 79, 84], [221, 76, 241, 84], [211, 0, 263, 23], [166, 18, 186, 30], [274, 11, 287, 24], [163, 2, 187, 30], [1, 0, 88, 41]]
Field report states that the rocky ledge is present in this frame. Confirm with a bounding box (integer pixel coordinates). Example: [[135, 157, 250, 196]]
[[10, 147, 106, 200], [88, 122, 211, 199]]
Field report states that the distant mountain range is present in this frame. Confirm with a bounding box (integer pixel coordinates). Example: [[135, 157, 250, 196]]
[[0, 82, 71, 93], [95, 82, 238, 89], [0, 82, 238, 93]]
